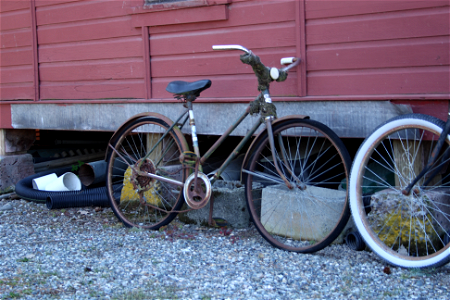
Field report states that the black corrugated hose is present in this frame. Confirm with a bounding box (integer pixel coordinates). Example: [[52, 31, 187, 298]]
[[15, 167, 112, 209], [345, 231, 366, 251]]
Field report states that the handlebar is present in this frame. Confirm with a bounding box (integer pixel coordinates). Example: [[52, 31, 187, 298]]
[[212, 44, 300, 73], [280, 57, 300, 72], [212, 44, 251, 54]]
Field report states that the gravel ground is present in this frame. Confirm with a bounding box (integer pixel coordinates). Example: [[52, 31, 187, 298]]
[[1, 196, 449, 300]]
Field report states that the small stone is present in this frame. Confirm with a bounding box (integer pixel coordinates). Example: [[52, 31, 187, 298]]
[[415, 279, 425, 287], [0, 203, 13, 211]]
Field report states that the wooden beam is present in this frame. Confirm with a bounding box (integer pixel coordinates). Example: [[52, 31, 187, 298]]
[[131, 5, 227, 27], [296, 0, 307, 96], [142, 26, 152, 99], [0, 130, 6, 156], [30, 0, 40, 101]]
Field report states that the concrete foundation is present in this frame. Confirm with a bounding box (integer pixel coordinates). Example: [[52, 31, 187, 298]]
[[261, 184, 353, 244], [179, 181, 251, 228], [0, 154, 35, 192]]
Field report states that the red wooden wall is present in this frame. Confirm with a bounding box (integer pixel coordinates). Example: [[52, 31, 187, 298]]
[[305, 0, 449, 97], [1, 0, 449, 103], [0, 0, 35, 100]]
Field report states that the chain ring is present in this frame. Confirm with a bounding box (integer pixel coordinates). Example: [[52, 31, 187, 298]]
[[183, 172, 211, 209]]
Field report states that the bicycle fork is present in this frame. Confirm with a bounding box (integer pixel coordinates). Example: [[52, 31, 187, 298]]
[[403, 112, 450, 195], [264, 116, 306, 190]]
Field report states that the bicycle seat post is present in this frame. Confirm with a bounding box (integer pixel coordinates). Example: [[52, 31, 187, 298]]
[[186, 101, 201, 160]]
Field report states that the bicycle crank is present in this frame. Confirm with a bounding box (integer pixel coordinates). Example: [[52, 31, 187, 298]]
[[183, 172, 212, 209]]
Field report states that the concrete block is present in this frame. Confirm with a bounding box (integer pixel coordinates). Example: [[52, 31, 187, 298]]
[[179, 181, 254, 228], [261, 184, 349, 243], [2, 129, 35, 154], [0, 154, 35, 191]]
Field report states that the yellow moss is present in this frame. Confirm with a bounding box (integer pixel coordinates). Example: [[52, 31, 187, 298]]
[[120, 166, 162, 206], [373, 210, 437, 253]]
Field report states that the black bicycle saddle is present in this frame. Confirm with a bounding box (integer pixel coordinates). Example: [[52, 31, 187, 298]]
[[166, 79, 212, 96]]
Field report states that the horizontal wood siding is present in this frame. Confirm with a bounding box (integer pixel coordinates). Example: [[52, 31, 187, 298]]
[[148, 0, 299, 99], [2, 0, 448, 102], [305, 0, 450, 96], [36, 0, 143, 100], [0, 1, 34, 100]]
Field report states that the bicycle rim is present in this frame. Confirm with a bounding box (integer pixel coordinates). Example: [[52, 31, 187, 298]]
[[106, 117, 187, 229], [350, 114, 450, 268], [245, 119, 351, 253]]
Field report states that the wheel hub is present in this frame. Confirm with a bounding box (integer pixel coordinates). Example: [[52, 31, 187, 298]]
[[131, 158, 156, 192]]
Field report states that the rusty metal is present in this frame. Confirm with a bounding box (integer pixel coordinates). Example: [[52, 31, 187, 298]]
[[200, 106, 251, 165], [183, 172, 212, 209], [212, 119, 262, 181], [135, 170, 184, 187], [131, 158, 156, 192], [264, 117, 294, 189]]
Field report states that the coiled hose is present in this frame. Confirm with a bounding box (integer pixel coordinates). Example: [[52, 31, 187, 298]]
[[345, 231, 366, 251], [15, 167, 112, 209]]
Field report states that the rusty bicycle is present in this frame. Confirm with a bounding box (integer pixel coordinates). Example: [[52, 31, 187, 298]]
[[105, 45, 351, 253]]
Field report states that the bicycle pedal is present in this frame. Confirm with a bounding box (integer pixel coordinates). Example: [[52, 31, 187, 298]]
[[180, 151, 198, 165]]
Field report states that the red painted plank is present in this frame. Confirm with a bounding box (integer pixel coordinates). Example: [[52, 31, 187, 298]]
[[0, 9, 31, 30], [307, 66, 450, 96], [148, 0, 295, 34], [39, 37, 142, 63], [0, 0, 30, 13], [0, 83, 34, 100], [36, 0, 130, 26], [39, 59, 145, 82], [40, 80, 145, 100], [131, 5, 227, 27], [0, 66, 34, 83], [0, 103, 12, 128], [306, 0, 449, 20], [307, 36, 450, 71], [38, 17, 141, 45], [151, 48, 297, 78], [35, 0, 84, 7], [151, 74, 299, 99], [306, 7, 449, 45], [150, 22, 296, 56], [0, 48, 33, 66], [0, 30, 32, 49]]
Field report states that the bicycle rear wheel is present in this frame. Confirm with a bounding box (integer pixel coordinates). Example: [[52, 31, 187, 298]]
[[244, 118, 351, 253], [350, 114, 450, 268], [106, 116, 187, 229]]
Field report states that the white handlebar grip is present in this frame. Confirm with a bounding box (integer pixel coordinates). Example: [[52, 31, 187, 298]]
[[280, 57, 296, 65]]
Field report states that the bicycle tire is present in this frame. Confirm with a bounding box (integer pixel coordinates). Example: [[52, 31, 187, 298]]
[[244, 118, 351, 253], [106, 116, 188, 229], [349, 113, 450, 268]]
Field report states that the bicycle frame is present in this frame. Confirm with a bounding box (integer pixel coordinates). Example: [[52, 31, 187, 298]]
[[132, 101, 265, 188], [127, 45, 302, 191]]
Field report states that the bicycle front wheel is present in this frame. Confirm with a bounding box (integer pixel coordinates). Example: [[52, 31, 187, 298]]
[[244, 118, 351, 253], [106, 116, 188, 229], [350, 114, 450, 268]]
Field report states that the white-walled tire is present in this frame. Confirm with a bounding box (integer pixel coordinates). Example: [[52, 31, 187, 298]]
[[349, 114, 450, 268]]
